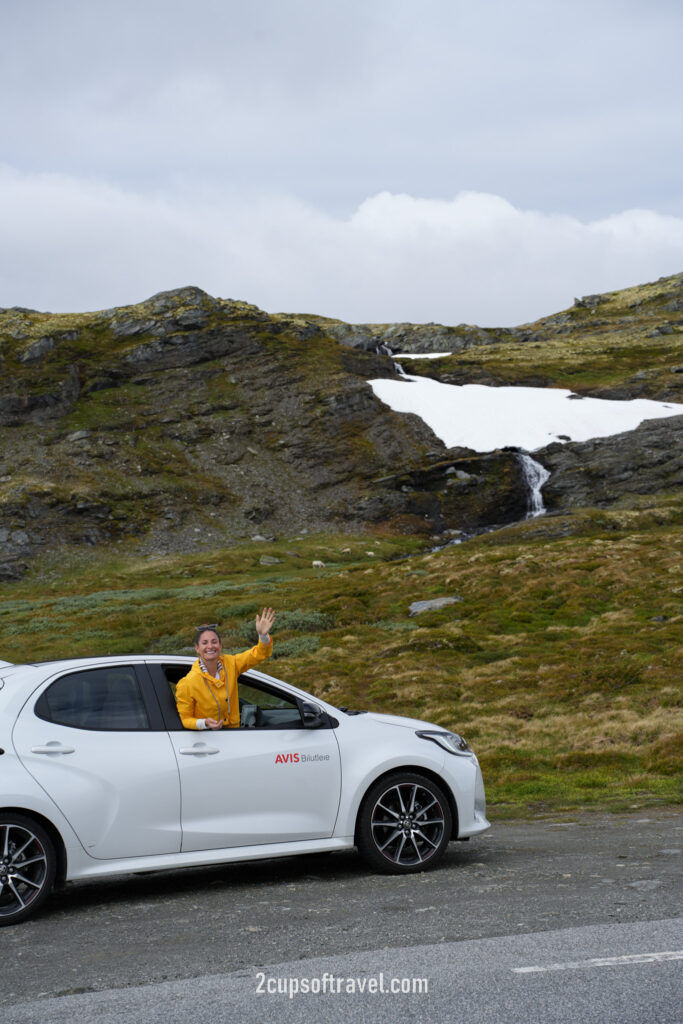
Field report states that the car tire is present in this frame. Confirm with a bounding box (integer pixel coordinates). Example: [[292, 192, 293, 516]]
[[356, 772, 452, 873], [0, 813, 56, 926]]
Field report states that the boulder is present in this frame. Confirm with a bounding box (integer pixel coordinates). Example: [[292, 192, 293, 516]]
[[409, 596, 462, 616]]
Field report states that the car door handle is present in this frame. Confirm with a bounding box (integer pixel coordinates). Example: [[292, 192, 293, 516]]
[[178, 744, 220, 756], [31, 743, 75, 755]]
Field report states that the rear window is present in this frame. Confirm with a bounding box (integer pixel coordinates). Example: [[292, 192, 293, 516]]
[[34, 666, 149, 731]]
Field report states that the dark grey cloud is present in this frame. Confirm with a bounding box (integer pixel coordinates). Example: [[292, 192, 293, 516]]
[[4, 0, 682, 214]]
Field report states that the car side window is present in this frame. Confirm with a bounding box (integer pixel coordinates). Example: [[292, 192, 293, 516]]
[[238, 679, 304, 729], [34, 667, 150, 731]]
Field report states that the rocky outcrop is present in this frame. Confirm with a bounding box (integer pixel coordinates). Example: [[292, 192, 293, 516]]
[[368, 451, 530, 534], [320, 319, 501, 354], [536, 414, 683, 511], [409, 596, 463, 615], [0, 365, 81, 426]]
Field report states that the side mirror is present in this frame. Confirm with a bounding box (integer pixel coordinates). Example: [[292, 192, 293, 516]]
[[300, 700, 329, 729]]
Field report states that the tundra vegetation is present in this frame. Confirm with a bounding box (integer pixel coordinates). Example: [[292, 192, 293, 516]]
[[0, 274, 681, 816]]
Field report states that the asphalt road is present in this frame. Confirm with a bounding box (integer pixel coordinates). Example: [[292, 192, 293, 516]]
[[1, 808, 681, 1022]]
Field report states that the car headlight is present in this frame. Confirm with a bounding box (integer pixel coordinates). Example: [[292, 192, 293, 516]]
[[416, 729, 473, 756]]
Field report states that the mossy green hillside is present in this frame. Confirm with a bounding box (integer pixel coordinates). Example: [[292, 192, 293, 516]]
[[1, 508, 680, 817]]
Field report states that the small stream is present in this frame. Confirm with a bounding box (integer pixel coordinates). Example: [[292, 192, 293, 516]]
[[376, 341, 408, 377]]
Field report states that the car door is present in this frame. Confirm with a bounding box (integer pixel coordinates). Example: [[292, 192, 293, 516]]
[[12, 663, 182, 860], [159, 671, 342, 852]]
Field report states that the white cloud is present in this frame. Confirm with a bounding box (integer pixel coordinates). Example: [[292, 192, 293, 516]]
[[1, 167, 682, 324]]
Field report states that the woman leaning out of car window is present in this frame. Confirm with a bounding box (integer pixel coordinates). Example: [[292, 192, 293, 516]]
[[174, 608, 275, 730]]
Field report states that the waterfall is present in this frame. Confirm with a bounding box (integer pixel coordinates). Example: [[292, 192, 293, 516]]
[[375, 342, 408, 377], [518, 454, 550, 518]]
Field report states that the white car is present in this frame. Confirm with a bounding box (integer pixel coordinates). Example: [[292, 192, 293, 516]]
[[0, 656, 489, 925]]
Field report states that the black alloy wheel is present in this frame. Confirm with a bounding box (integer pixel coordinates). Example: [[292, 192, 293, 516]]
[[0, 814, 56, 926], [356, 772, 452, 873]]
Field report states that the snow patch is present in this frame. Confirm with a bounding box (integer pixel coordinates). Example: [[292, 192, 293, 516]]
[[368, 375, 683, 453], [392, 352, 452, 360]]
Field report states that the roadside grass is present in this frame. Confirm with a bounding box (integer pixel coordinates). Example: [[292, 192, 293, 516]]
[[1, 509, 681, 817]]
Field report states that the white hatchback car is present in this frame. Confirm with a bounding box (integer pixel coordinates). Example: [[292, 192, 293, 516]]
[[0, 656, 489, 925]]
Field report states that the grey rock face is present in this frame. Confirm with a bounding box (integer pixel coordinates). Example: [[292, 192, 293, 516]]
[[110, 316, 160, 338], [326, 320, 498, 355], [573, 294, 608, 310], [0, 364, 81, 426], [19, 336, 56, 362], [372, 451, 530, 534], [144, 286, 218, 313], [537, 414, 683, 510], [107, 287, 219, 341]]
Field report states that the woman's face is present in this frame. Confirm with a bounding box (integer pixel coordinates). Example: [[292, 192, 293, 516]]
[[195, 630, 222, 661]]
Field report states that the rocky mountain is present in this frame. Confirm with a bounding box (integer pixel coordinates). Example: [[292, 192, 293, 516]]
[[1, 274, 682, 579]]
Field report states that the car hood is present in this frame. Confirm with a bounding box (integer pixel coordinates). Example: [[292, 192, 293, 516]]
[[363, 711, 442, 731]]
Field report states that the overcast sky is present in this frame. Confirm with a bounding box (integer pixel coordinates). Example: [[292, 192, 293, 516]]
[[2, 0, 682, 325]]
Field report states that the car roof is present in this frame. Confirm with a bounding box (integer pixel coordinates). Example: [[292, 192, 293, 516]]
[[0, 656, 320, 705], [3, 654, 195, 670], [2, 655, 347, 729]]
